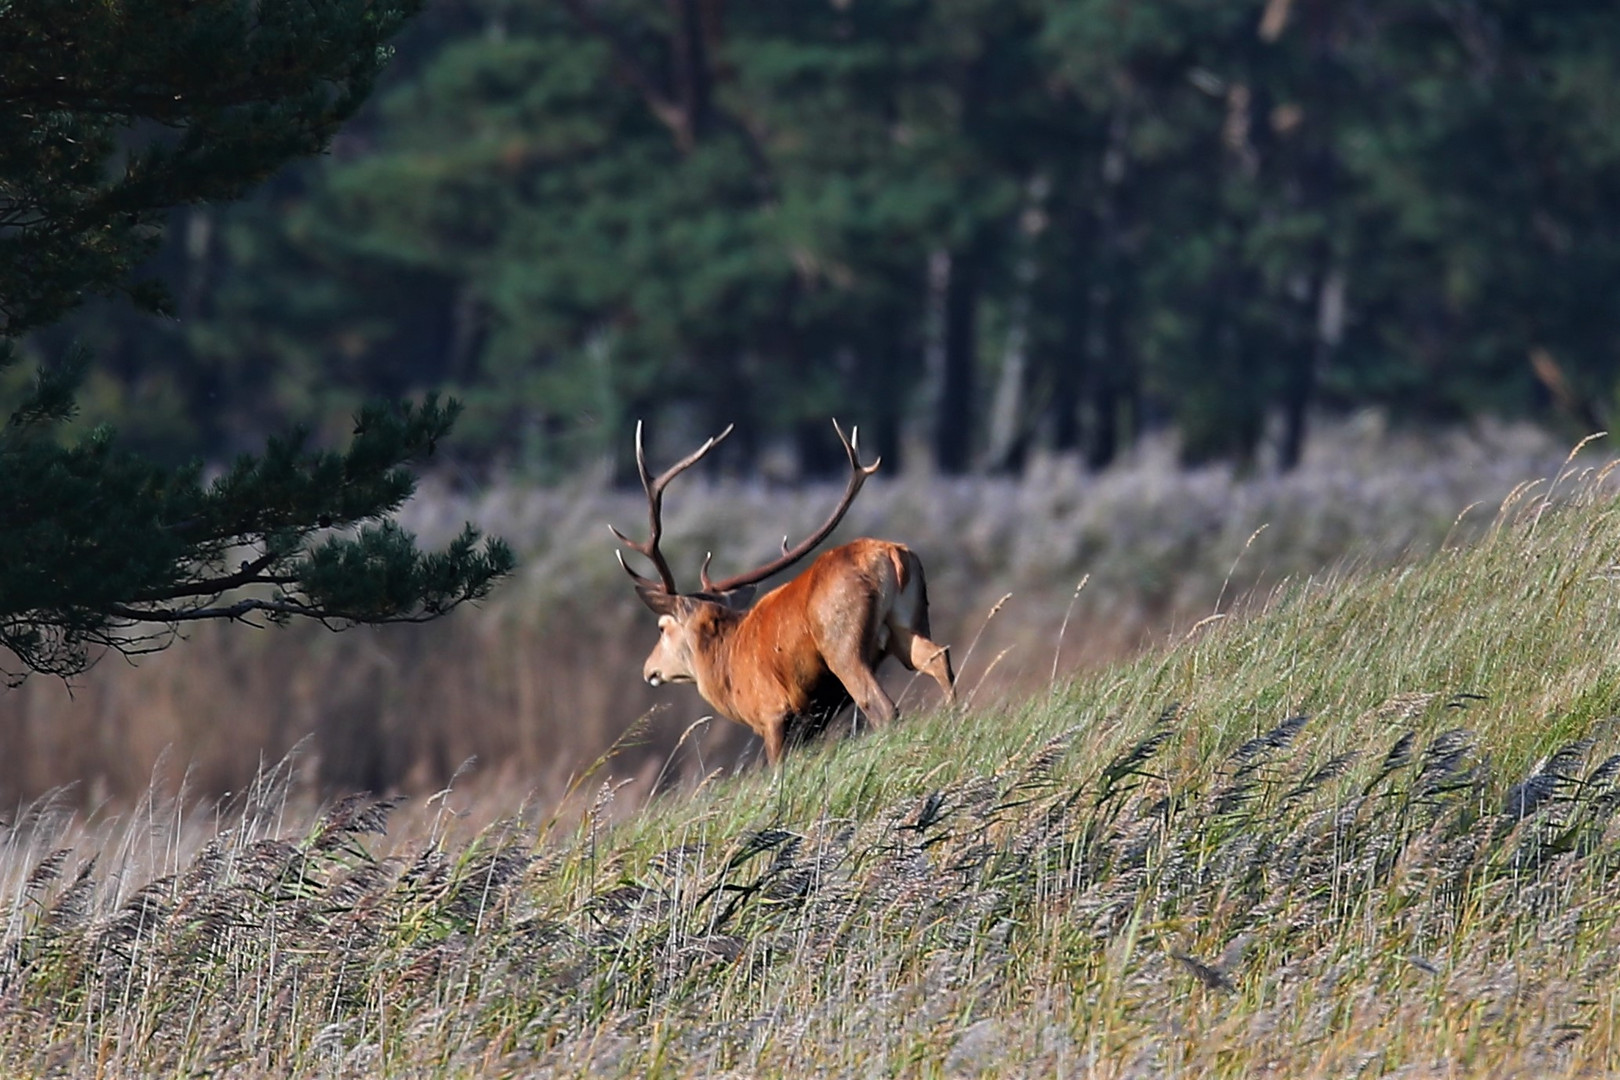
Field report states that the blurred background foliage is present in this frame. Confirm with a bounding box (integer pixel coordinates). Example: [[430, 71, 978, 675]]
[[18, 0, 1620, 478], [9, 0, 1620, 805]]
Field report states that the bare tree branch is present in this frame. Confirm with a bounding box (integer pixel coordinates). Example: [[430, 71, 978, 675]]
[[556, 0, 691, 146]]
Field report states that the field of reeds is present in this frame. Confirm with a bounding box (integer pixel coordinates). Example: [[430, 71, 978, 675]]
[[0, 416, 1580, 810], [3, 430, 1620, 1076]]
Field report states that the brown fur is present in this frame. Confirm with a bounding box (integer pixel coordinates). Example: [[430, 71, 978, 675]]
[[641, 538, 957, 764]]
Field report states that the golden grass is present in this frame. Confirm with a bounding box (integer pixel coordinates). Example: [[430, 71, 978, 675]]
[[0, 419, 1573, 812], [3, 456, 1620, 1076]]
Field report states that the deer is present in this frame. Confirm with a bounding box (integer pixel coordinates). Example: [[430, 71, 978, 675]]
[[611, 420, 957, 765]]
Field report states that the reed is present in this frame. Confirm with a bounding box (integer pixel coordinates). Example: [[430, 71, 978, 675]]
[[0, 417, 1576, 813], [3, 445, 1620, 1075]]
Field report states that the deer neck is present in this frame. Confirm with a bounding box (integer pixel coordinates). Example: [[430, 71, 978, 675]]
[[689, 603, 751, 716], [694, 593, 825, 726]]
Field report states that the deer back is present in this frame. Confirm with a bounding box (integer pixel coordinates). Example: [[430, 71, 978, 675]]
[[702, 540, 907, 722]]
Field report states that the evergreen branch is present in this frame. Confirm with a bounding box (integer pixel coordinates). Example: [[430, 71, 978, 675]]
[[125, 552, 290, 604], [1, 383, 513, 679], [101, 598, 448, 626]]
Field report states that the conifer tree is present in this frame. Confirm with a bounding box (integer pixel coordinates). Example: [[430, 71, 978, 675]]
[[0, 0, 514, 681]]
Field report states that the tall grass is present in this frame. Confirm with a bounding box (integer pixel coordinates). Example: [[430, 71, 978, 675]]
[[0, 417, 1586, 811], [3, 447, 1620, 1076]]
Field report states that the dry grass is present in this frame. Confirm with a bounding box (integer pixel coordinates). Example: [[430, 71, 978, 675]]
[[3, 444, 1620, 1076], [0, 417, 1577, 812]]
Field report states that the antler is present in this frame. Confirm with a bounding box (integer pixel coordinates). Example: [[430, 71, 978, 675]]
[[699, 418, 880, 594], [610, 420, 734, 594]]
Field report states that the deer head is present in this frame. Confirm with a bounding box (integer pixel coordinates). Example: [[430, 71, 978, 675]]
[[610, 419, 880, 686]]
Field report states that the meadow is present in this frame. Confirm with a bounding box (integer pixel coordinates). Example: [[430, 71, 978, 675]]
[[0, 416, 1575, 807], [2, 423, 1620, 1076]]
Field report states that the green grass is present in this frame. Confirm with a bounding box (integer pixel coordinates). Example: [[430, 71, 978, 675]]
[[5, 415, 1573, 809], [6, 461, 1620, 1077]]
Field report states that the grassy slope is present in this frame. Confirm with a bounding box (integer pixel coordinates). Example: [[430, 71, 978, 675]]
[[5, 462, 1620, 1077], [2, 417, 1567, 808]]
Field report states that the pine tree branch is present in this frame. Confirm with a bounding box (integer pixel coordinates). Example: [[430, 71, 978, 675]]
[[101, 598, 451, 626], [124, 552, 288, 604], [1, 384, 514, 680]]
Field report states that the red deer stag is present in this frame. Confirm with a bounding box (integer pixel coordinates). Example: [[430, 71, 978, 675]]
[[611, 420, 956, 765]]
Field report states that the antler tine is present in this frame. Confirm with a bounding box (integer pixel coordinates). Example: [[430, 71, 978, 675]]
[[610, 421, 734, 594], [700, 417, 880, 594], [836, 417, 882, 478], [649, 422, 735, 493]]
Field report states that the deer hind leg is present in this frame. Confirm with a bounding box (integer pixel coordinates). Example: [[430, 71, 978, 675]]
[[887, 622, 957, 707], [814, 562, 905, 730], [885, 552, 957, 706], [823, 625, 899, 729]]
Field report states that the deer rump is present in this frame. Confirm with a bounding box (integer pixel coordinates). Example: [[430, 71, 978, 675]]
[[729, 538, 941, 751]]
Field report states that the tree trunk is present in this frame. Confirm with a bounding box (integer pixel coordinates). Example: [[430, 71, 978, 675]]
[[984, 334, 1030, 473], [916, 249, 950, 473], [934, 244, 981, 474], [669, 0, 715, 147], [1048, 346, 1082, 454], [865, 323, 911, 473], [984, 257, 1035, 473], [794, 415, 846, 478], [445, 283, 485, 384], [1083, 103, 1134, 471], [1279, 264, 1343, 471], [1046, 168, 1096, 458], [1086, 357, 1119, 471]]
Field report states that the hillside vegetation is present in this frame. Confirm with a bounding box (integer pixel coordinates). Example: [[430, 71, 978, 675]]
[[0, 418, 1573, 805], [5, 455, 1620, 1077]]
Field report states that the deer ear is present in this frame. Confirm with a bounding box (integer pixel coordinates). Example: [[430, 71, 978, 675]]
[[634, 585, 683, 616], [709, 585, 756, 610]]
